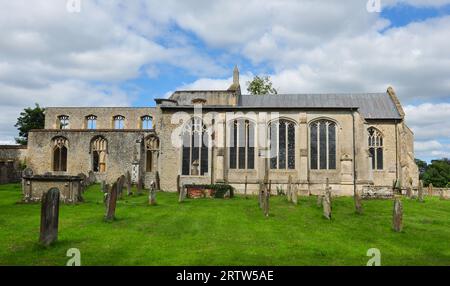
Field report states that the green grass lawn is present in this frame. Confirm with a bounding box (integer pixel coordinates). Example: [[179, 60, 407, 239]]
[[0, 183, 449, 266]]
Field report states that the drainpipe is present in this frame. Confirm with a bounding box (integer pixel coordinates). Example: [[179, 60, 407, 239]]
[[395, 122, 399, 182], [352, 110, 356, 195]]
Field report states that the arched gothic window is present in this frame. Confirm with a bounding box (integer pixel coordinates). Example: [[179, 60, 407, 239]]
[[141, 116, 153, 129], [310, 120, 336, 170], [145, 136, 159, 172], [368, 127, 383, 170], [181, 117, 209, 176], [113, 115, 125, 129], [86, 115, 97, 129], [269, 119, 296, 170], [58, 115, 69, 130], [53, 137, 68, 172], [229, 119, 255, 170], [91, 136, 108, 173]]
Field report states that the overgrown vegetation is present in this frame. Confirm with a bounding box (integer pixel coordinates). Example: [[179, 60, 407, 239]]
[[0, 183, 449, 266], [14, 103, 45, 145], [204, 184, 234, 198], [416, 158, 450, 187], [246, 76, 278, 95]]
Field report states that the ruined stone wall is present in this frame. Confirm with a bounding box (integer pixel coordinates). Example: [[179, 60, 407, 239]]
[[44, 107, 156, 130], [0, 146, 28, 184], [27, 130, 153, 185]]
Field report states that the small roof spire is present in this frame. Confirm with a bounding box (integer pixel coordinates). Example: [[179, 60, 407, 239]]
[[228, 65, 241, 93]]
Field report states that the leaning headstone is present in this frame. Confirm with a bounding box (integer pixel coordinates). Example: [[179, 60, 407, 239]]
[[149, 181, 157, 205], [354, 189, 363, 214], [126, 171, 132, 196], [104, 183, 118, 221], [392, 198, 403, 232], [39, 188, 60, 246], [428, 183, 433, 196], [418, 180, 424, 203], [322, 191, 332, 220], [178, 185, 186, 203]]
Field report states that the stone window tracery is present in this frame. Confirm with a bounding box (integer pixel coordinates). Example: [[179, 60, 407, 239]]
[[53, 137, 68, 172], [310, 120, 336, 170], [368, 127, 383, 170], [91, 136, 108, 173], [181, 117, 209, 176], [269, 119, 296, 170], [229, 119, 255, 170]]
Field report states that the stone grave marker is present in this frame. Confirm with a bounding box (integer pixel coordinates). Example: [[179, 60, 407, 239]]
[[428, 183, 433, 196], [39, 188, 60, 246], [392, 198, 403, 232], [292, 185, 298, 205], [126, 171, 132, 196], [137, 177, 144, 195], [155, 171, 161, 190], [323, 187, 332, 220], [418, 180, 424, 203], [244, 176, 248, 198], [264, 188, 270, 217], [176, 175, 181, 194], [354, 189, 363, 214], [104, 183, 118, 221], [149, 181, 157, 205], [117, 175, 125, 199], [87, 171, 95, 185], [178, 184, 186, 203], [287, 175, 292, 202]]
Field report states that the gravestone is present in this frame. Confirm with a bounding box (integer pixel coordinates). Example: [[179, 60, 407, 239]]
[[178, 185, 186, 203], [137, 177, 143, 195], [264, 188, 270, 217], [39, 188, 60, 246], [392, 198, 403, 232], [88, 171, 95, 185], [428, 183, 433, 196], [287, 175, 292, 202], [126, 171, 132, 196], [317, 194, 323, 208], [155, 171, 161, 191], [258, 182, 264, 209], [323, 191, 332, 220], [292, 186, 298, 205], [117, 175, 126, 199], [101, 181, 108, 193], [176, 175, 181, 194], [418, 180, 424, 203], [406, 187, 412, 198], [354, 189, 363, 214], [23, 167, 33, 178], [77, 173, 87, 189], [149, 181, 157, 205], [104, 183, 118, 221]]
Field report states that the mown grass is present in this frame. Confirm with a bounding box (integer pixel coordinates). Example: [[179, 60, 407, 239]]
[[0, 183, 449, 266]]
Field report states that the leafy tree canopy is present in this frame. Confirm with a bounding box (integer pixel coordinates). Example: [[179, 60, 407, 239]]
[[14, 103, 45, 145], [246, 76, 278, 95], [417, 158, 450, 188]]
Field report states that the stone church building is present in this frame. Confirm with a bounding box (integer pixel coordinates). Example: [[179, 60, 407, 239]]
[[1, 67, 419, 196]]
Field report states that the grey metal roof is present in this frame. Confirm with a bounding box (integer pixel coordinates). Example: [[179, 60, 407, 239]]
[[238, 93, 402, 119]]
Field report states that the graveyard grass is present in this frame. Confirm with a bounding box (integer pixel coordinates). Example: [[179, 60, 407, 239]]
[[0, 183, 449, 266]]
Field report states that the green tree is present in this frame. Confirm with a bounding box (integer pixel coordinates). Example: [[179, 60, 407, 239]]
[[246, 76, 278, 95], [421, 158, 450, 188], [415, 158, 428, 179], [14, 103, 45, 145]]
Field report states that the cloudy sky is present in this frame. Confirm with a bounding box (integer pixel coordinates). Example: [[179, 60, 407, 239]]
[[0, 0, 449, 161]]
